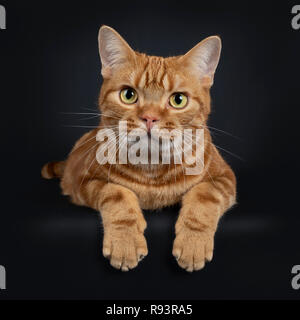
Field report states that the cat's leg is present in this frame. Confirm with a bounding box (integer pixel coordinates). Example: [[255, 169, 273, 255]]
[[173, 169, 236, 272], [78, 180, 148, 271]]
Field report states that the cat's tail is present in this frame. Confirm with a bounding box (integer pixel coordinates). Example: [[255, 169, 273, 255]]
[[41, 161, 65, 179]]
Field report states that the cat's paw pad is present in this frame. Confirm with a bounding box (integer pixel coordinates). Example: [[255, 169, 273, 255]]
[[172, 227, 214, 272], [102, 226, 148, 271]]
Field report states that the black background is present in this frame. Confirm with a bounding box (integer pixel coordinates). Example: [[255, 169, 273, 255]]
[[0, 0, 300, 299]]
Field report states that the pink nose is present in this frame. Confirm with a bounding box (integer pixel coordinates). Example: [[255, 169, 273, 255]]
[[140, 115, 160, 131]]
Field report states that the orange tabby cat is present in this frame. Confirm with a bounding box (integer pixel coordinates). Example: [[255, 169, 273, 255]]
[[41, 26, 236, 272]]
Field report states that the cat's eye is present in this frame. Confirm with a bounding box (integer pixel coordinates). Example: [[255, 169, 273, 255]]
[[120, 88, 138, 104], [169, 93, 188, 109]]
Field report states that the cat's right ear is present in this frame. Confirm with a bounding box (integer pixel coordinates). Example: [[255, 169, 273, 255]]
[[98, 26, 135, 79]]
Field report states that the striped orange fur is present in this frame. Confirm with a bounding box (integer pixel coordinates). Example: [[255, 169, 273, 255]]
[[41, 26, 236, 272]]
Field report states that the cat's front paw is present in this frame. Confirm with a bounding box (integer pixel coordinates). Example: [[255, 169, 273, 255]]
[[172, 226, 214, 272], [102, 224, 148, 271]]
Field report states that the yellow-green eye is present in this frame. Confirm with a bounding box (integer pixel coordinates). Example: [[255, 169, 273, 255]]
[[169, 93, 188, 109], [120, 88, 138, 104]]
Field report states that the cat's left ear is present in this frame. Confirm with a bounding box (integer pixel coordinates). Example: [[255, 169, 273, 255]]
[[180, 36, 222, 86]]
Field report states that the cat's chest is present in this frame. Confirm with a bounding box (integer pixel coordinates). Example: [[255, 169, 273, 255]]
[[109, 171, 201, 210], [133, 184, 183, 210]]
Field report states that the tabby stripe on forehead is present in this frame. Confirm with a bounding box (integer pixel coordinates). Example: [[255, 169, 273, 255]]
[[135, 59, 150, 88], [167, 73, 174, 92], [162, 73, 170, 91], [157, 63, 167, 87], [159, 70, 167, 88], [137, 70, 149, 88]]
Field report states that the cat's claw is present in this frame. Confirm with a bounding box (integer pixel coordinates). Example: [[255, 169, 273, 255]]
[[172, 227, 214, 272], [102, 226, 148, 271]]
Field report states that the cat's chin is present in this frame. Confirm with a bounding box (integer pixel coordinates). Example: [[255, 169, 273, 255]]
[[134, 163, 164, 170]]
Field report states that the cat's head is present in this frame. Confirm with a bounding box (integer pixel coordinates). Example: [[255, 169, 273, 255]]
[[97, 25, 221, 144]]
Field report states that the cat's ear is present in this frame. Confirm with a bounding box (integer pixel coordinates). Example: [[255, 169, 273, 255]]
[[98, 26, 135, 79], [180, 36, 222, 86]]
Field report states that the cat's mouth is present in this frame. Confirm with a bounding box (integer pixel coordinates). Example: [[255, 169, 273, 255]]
[[125, 130, 180, 159], [126, 129, 179, 143]]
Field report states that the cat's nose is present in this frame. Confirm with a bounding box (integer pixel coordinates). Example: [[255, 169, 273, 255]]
[[140, 115, 160, 131]]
